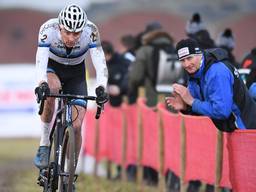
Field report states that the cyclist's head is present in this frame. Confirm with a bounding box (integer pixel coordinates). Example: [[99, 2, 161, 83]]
[[58, 4, 87, 33]]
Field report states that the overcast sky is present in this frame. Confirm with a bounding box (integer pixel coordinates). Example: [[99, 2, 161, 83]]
[[0, 0, 93, 12]]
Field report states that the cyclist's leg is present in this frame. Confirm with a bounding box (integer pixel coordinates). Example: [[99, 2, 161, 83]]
[[72, 105, 86, 161], [34, 72, 61, 169], [41, 72, 61, 123], [60, 62, 87, 162], [41, 72, 61, 143]]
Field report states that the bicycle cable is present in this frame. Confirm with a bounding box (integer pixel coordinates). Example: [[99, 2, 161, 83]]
[[71, 105, 80, 124]]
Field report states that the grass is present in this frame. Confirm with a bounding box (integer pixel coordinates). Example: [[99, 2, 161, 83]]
[[0, 139, 158, 192], [0, 138, 38, 164]]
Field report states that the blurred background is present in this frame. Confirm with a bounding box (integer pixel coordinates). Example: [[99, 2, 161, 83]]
[[1, 0, 256, 63], [0, 0, 256, 137], [0, 1, 256, 191], [0, 0, 255, 135]]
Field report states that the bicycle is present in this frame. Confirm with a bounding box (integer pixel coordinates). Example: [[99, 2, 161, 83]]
[[36, 91, 104, 192]]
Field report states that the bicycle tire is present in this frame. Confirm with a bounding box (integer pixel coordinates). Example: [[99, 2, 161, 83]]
[[41, 141, 57, 192], [58, 126, 76, 192], [45, 130, 58, 192]]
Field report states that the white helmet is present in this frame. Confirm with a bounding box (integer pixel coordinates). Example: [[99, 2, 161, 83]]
[[58, 4, 87, 33]]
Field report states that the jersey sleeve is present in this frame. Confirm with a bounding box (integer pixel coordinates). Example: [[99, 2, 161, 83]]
[[87, 21, 101, 49], [35, 23, 52, 84], [87, 22, 108, 88], [89, 46, 108, 88]]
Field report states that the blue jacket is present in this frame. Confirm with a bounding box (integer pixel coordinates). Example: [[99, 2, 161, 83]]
[[187, 49, 256, 130], [189, 57, 245, 129]]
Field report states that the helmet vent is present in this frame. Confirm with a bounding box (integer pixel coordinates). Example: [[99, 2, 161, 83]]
[[58, 4, 87, 32]]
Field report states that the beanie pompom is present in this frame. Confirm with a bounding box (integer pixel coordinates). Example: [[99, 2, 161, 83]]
[[186, 13, 205, 35], [216, 28, 235, 50]]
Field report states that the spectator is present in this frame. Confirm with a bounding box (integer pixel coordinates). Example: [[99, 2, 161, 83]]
[[186, 13, 215, 49], [120, 34, 138, 105], [128, 21, 177, 186], [241, 47, 256, 88], [216, 28, 239, 68], [119, 34, 138, 181], [129, 21, 176, 106], [102, 40, 130, 106], [120, 34, 136, 62], [101, 40, 130, 179], [166, 38, 256, 132]]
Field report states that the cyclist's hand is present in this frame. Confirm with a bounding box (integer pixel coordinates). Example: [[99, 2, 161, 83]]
[[35, 82, 50, 103], [95, 86, 109, 105]]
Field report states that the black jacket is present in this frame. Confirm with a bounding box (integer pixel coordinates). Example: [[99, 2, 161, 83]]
[[107, 53, 130, 106]]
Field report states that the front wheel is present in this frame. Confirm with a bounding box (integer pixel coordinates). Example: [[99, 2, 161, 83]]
[[58, 126, 76, 192]]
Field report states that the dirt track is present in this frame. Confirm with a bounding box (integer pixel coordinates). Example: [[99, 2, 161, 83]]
[[0, 139, 38, 192], [0, 159, 33, 192]]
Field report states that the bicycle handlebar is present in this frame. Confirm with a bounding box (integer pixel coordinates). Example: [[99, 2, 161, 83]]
[[37, 93, 103, 119]]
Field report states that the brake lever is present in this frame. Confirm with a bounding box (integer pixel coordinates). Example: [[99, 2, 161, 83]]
[[37, 92, 47, 115], [95, 103, 104, 119], [38, 98, 45, 115]]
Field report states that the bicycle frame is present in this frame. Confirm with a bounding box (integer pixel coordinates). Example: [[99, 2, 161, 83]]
[[37, 93, 103, 192]]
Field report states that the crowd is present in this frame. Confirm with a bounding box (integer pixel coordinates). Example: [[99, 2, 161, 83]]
[[102, 12, 256, 192], [33, 4, 256, 191]]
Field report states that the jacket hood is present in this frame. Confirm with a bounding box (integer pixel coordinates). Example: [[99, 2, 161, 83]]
[[142, 30, 174, 45]]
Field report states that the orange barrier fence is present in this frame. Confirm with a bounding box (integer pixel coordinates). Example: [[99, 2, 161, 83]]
[[181, 114, 232, 189], [123, 104, 138, 166], [138, 98, 160, 171], [182, 114, 217, 184], [83, 99, 256, 191], [158, 103, 182, 177], [104, 105, 123, 164], [83, 108, 108, 160], [227, 130, 256, 192]]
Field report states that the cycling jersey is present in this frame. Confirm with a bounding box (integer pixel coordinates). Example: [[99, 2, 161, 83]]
[[36, 18, 108, 88]]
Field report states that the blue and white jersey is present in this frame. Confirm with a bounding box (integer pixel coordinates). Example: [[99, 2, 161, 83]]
[[36, 18, 108, 88]]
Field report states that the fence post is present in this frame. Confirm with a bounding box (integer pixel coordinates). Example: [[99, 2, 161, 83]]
[[214, 130, 223, 192], [180, 116, 187, 192], [93, 119, 100, 177], [158, 109, 166, 192], [121, 108, 128, 182], [137, 103, 144, 192], [106, 160, 112, 179]]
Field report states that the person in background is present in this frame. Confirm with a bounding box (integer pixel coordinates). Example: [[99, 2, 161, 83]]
[[129, 21, 175, 186], [120, 34, 136, 62], [120, 34, 138, 105], [166, 38, 256, 131], [119, 35, 138, 181], [129, 21, 175, 107], [102, 40, 130, 107], [166, 38, 256, 192], [101, 40, 130, 180], [216, 28, 239, 68], [186, 13, 215, 49], [241, 47, 256, 88]]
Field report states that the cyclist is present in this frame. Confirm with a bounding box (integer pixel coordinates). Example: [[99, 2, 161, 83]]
[[34, 4, 108, 171]]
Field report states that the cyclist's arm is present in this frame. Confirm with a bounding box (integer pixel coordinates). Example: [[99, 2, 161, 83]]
[[88, 22, 108, 88], [90, 46, 108, 88], [36, 47, 49, 85], [36, 22, 52, 85]]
